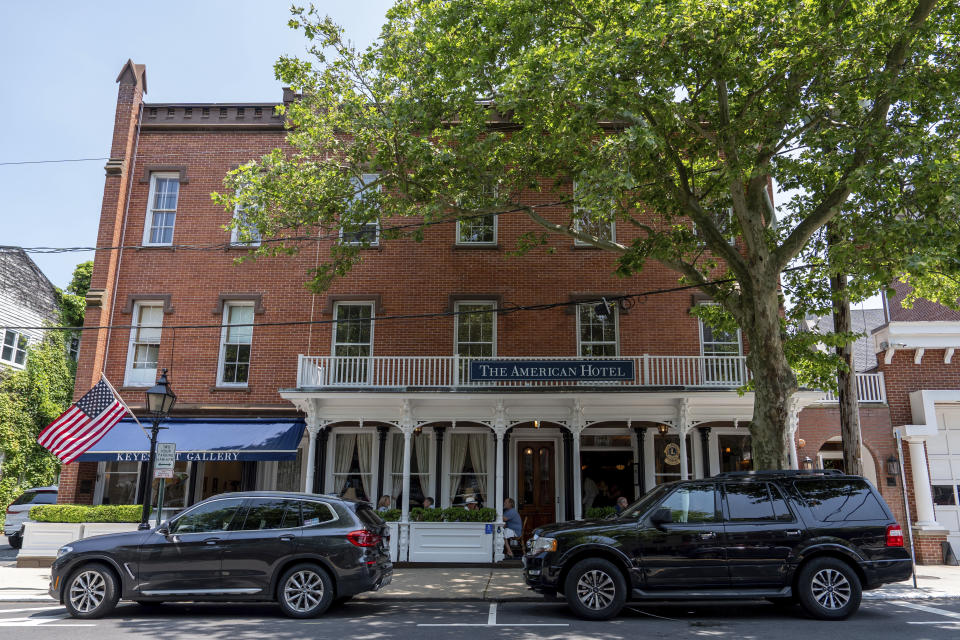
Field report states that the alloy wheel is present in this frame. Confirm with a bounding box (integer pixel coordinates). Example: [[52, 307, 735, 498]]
[[576, 569, 616, 611], [283, 570, 324, 613], [810, 568, 851, 610], [69, 570, 106, 613]]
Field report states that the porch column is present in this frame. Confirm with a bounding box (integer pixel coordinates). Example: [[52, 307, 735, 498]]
[[433, 426, 445, 504], [677, 399, 691, 480], [376, 425, 389, 500], [562, 431, 574, 519], [904, 435, 939, 527], [399, 401, 415, 561], [633, 425, 646, 496], [494, 407, 507, 561], [315, 428, 329, 493], [699, 427, 711, 478], [571, 401, 585, 520], [787, 397, 801, 470], [304, 416, 322, 494]]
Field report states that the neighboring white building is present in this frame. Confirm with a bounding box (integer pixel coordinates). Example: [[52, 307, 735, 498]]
[[0, 248, 59, 370]]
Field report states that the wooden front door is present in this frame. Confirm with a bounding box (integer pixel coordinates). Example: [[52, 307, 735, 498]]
[[516, 441, 556, 538]]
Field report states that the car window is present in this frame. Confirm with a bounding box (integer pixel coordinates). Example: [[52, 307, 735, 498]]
[[619, 484, 672, 519], [32, 492, 57, 505], [725, 483, 793, 522], [235, 498, 291, 531], [793, 478, 888, 521], [301, 501, 337, 527], [281, 501, 302, 528], [171, 498, 244, 533], [353, 505, 382, 528], [658, 485, 718, 523], [11, 492, 36, 506]]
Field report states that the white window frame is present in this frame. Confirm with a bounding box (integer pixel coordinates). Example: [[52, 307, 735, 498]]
[[230, 202, 262, 246], [331, 301, 376, 358], [1, 329, 28, 368], [576, 303, 619, 356], [456, 213, 498, 245], [142, 172, 180, 246], [572, 180, 615, 246], [124, 301, 163, 387], [339, 173, 381, 246], [217, 301, 255, 387], [697, 303, 743, 358], [454, 301, 497, 357]]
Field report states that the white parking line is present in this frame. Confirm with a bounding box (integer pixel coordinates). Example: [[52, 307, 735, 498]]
[[416, 602, 569, 627], [893, 600, 960, 621], [0, 606, 63, 614]]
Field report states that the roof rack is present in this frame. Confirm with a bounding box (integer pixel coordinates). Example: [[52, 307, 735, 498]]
[[714, 469, 847, 478]]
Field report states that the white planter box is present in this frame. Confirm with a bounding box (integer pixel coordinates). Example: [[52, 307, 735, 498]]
[[19, 522, 83, 558], [81, 523, 140, 539], [408, 522, 495, 563]]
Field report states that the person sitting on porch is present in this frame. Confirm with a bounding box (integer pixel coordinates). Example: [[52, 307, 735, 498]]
[[464, 497, 478, 510], [502, 498, 522, 558], [615, 496, 629, 514], [423, 497, 435, 508], [377, 495, 391, 512]]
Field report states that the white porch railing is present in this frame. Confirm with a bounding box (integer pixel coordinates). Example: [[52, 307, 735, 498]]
[[820, 372, 887, 403], [296, 354, 751, 390]]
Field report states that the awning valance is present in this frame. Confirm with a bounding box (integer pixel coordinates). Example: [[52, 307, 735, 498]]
[[76, 418, 306, 462]]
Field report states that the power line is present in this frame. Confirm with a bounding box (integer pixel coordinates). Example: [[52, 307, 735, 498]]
[[0, 157, 110, 166]]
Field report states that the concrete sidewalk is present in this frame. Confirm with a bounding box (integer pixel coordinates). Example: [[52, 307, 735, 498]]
[[3, 564, 960, 603]]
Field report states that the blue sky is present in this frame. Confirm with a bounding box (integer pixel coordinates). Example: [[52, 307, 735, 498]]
[[0, 0, 394, 287]]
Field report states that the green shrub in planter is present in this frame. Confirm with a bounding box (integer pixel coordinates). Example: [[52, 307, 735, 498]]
[[586, 506, 617, 520], [29, 504, 143, 523], [378, 508, 402, 522]]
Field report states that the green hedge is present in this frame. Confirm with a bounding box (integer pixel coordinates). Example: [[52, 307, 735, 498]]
[[380, 506, 496, 523], [29, 504, 143, 523], [586, 506, 617, 519]]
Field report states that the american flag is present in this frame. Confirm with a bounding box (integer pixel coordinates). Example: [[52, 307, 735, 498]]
[[37, 379, 128, 464]]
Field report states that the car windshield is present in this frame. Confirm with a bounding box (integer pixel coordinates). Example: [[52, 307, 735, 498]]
[[617, 484, 672, 519]]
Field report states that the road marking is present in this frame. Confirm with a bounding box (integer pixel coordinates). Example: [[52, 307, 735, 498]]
[[488, 602, 497, 625], [906, 621, 960, 625], [417, 603, 569, 628], [0, 606, 63, 614], [893, 601, 960, 620], [0, 616, 94, 627]]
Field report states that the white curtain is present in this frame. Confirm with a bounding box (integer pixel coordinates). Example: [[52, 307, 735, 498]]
[[356, 432, 373, 501], [448, 433, 469, 504], [415, 432, 431, 501], [391, 432, 404, 500], [468, 433, 489, 504], [334, 433, 357, 496]]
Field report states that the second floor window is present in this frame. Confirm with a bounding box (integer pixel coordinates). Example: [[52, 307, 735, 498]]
[[1, 330, 28, 367], [144, 173, 179, 245], [218, 303, 254, 386], [340, 174, 380, 246], [125, 301, 163, 386], [332, 302, 374, 384], [572, 181, 615, 246], [698, 303, 743, 384], [455, 302, 496, 358], [456, 214, 496, 244], [231, 203, 262, 246], [577, 303, 618, 356]]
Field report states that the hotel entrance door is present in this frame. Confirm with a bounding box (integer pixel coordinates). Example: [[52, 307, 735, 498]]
[[517, 441, 556, 538]]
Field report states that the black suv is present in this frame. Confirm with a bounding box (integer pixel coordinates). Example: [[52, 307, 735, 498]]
[[51, 491, 392, 619], [523, 471, 911, 621]]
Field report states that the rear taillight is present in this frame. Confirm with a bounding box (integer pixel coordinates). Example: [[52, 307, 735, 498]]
[[346, 530, 382, 547], [886, 524, 904, 547]]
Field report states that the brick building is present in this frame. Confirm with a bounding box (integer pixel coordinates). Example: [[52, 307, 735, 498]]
[[58, 61, 957, 564]]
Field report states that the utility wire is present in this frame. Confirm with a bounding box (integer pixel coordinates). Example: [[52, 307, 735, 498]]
[[0, 157, 109, 166]]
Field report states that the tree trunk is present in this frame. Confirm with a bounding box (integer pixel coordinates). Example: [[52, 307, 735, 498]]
[[742, 284, 798, 470], [828, 225, 863, 476]]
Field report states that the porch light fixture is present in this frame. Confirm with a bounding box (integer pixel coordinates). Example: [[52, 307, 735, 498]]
[[524, 447, 534, 456], [534, 420, 540, 429], [657, 423, 669, 435], [886, 455, 900, 476], [802, 456, 814, 470]]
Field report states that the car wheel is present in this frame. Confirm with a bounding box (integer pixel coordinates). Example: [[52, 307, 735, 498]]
[[277, 563, 334, 619], [63, 563, 119, 619], [563, 558, 627, 621], [7, 532, 22, 549], [796, 557, 862, 620]]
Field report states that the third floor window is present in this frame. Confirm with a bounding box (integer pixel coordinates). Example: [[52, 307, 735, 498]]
[[577, 302, 618, 356], [144, 173, 179, 246]]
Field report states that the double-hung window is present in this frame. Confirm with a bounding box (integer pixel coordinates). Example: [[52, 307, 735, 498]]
[[1, 330, 28, 367], [144, 173, 179, 245], [218, 302, 254, 386], [572, 181, 615, 246], [230, 202, 262, 246], [340, 173, 380, 246], [456, 214, 496, 244], [125, 301, 163, 386], [332, 302, 374, 384], [577, 303, 618, 356], [455, 301, 496, 382], [698, 303, 743, 384]]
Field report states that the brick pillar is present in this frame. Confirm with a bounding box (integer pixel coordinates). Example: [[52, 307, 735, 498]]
[[914, 531, 948, 565]]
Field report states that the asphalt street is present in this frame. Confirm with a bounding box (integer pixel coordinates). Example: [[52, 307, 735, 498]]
[[3, 598, 960, 639], [0, 537, 16, 564]]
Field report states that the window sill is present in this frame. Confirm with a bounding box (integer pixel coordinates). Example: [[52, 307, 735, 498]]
[[572, 243, 605, 250], [210, 385, 251, 393], [226, 243, 261, 250], [136, 245, 176, 250], [120, 384, 152, 391], [452, 243, 499, 250]]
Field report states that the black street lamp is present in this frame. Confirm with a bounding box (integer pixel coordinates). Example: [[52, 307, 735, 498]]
[[139, 368, 177, 530]]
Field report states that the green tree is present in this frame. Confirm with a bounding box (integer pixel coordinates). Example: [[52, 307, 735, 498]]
[[217, 0, 960, 468]]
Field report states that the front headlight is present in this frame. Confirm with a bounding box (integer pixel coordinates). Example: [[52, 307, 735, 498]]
[[56, 545, 73, 558], [528, 536, 557, 554]]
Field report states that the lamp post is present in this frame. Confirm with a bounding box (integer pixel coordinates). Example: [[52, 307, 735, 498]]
[[139, 369, 177, 530]]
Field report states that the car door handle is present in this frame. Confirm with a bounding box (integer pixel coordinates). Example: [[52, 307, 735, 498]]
[[785, 530, 802, 537], [699, 531, 717, 540], [279, 535, 294, 542], [203, 538, 220, 545]]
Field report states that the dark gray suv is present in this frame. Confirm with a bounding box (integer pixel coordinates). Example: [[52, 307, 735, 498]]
[[51, 491, 392, 619], [523, 470, 912, 621]]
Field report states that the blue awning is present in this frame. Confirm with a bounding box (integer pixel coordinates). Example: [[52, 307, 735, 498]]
[[77, 418, 306, 462]]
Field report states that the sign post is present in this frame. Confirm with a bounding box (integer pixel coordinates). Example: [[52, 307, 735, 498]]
[[154, 443, 176, 526]]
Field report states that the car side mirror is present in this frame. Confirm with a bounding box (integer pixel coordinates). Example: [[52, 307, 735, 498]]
[[157, 521, 170, 536], [649, 507, 673, 528]]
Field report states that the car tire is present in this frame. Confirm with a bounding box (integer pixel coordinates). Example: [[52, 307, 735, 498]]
[[277, 563, 335, 619], [7, 532, 22, 549], [796, 557, 862, 620], [563, 558, 627, 621], [63, 563, 120, 619]]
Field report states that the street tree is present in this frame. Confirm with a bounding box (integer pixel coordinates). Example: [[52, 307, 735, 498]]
[[217, 0, 960, 468]]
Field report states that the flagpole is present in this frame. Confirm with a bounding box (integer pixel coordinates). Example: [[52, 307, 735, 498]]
[[100, 374, 149, 439]]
